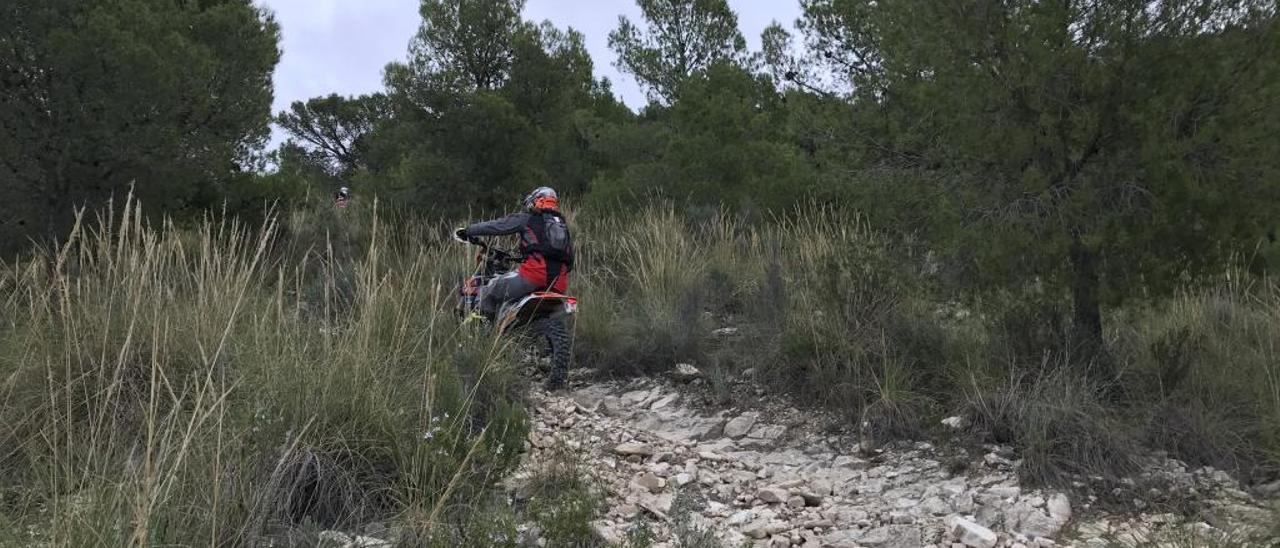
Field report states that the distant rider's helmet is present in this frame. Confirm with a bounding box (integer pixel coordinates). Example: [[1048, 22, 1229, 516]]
[[523, 187, 559, 212]]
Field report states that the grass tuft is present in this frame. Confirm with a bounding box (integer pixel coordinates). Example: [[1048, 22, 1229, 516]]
[[525, 446, 605, 547], [962, 363, 1141, 486]]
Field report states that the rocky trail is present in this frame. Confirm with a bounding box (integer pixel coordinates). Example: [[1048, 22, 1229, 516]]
[[505, 367, 1280, 548]]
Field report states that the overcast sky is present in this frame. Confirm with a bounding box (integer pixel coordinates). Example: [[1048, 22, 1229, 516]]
[[257, 0, 803, 118]]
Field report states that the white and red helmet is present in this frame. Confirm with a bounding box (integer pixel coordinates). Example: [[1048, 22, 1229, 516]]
[[523, 187, 558, 212]]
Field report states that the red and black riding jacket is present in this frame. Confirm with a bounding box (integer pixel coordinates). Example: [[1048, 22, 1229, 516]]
[[463, 210, 575, 292], [518, 211, 573, 293]]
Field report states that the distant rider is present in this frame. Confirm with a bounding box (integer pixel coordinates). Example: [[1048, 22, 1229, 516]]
[[335, 186, 351, 208], [455, 187, 574, 319]]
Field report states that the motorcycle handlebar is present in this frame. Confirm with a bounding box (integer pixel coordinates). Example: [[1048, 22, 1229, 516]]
[[453, 231, 525, 262], [452, 229, 488, 248]]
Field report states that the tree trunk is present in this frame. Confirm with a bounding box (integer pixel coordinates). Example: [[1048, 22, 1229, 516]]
[[1068, 240, 1111, 377]]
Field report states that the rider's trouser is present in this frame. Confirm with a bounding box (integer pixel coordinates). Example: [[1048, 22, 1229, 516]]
[[480, 272, 538, 317]]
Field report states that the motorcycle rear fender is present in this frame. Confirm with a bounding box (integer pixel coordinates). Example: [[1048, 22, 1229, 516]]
[[496, 292, 578, 332]]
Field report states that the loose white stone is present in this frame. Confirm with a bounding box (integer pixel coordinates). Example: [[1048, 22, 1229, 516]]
[[757, 487, 790, 504], [614, 443, 655, 457], [724, 413, 759, 439], [672, 363, 702, 382], [949, 516, 998, 548]]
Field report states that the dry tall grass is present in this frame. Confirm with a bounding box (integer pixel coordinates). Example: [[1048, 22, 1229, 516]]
[[0, 198, 527, 546]]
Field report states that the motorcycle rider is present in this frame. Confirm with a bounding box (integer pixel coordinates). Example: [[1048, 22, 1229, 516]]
[[455, 187, 574, 320]]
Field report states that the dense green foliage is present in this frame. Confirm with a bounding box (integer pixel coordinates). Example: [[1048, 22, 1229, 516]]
[[276, 93, 390, 176], [807, 0, 1280, 363], [608, 0, 748, 103], [338, 0, 624, 213], [0, 0, 280, 255]]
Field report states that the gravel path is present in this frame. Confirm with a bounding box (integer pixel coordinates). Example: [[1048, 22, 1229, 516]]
[[506, 373, 1278, 548]]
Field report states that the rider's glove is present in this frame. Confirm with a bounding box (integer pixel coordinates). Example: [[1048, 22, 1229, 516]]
[[454, 228, 469, 241]]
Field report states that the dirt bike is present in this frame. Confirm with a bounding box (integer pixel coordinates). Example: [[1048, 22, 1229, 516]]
[[454, 233, 577, 388]]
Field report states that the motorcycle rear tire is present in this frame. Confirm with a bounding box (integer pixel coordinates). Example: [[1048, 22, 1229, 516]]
[[532, 316, 571, 389]]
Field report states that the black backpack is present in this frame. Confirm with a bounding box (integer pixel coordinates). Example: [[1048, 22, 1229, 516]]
[[525, 212, 574, 287]]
